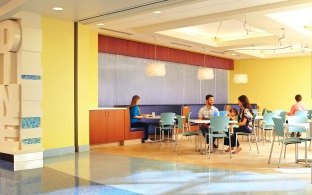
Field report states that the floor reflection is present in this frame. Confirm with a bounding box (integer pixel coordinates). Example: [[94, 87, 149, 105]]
[[0, 150, 311, 194]]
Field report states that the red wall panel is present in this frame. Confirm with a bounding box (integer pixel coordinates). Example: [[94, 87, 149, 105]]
[[98, 35, 234, 70]]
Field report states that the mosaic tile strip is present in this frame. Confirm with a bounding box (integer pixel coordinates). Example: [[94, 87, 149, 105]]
[[22, 117, 41, 129], [21, 75, 41, 80], [22, 137, 41, 145]]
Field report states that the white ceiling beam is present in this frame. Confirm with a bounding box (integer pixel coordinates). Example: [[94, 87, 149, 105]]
[[133, 0, 312, 33]]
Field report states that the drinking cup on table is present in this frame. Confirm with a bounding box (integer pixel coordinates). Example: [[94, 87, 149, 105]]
[[152, 112, 155, 117]]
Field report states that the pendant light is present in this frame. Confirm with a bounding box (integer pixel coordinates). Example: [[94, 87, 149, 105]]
[[233, 55, 248, 84], [197, 51, 214, 80], [145, 38, 166, 77]]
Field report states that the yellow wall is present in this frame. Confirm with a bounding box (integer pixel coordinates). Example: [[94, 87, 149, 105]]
[[41, 17, 98, 150], [77, 24, 98, 146], [41, 17, 75, 149], [228, 56, 312, 112]]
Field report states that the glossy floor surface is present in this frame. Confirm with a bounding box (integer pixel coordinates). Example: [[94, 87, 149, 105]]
[[1, 138, 312, 194]]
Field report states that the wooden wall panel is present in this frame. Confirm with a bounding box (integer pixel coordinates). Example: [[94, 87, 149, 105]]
[[98, 35, 234, 70]]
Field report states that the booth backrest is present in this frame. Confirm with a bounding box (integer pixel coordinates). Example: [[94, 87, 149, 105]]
[[114, 105, 182, 116], [115, 104, 257, 120], [124, 108, 144, 139]]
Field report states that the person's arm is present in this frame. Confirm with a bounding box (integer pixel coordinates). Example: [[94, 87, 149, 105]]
[[198, 108, 203, 119], [133, 106, 145, 118], [288, 105, 295, 116], [237, 109, 248, 126], [237, 117, 247, 126]]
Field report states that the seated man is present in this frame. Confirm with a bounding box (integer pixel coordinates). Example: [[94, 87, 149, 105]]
[[198, 94, 219, 148]]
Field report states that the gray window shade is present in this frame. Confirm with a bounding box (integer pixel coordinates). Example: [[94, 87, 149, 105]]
[[99, 53, 228, 107]]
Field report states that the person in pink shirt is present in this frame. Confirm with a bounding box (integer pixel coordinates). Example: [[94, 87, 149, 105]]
[[288, 94, 307, 137], [288, 94, 306, 116]]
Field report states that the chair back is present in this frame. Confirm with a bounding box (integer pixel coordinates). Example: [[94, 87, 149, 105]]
[[287, 115, 308, 133], [252, 109, 258, 115], [272, 117, 285, 137], [274, 109, 285, 115], [209, 116, 230, 133], [219, 111, 228, 117], [307, 110, 312, 119], [185, 111, 192, 123], [252, 113, 257, 130], [279, 111, 287, 123], [160, 112, 176, 126], [262, 108, 267, 116], [175, 115, 184, 129], [262, 112, 278, 127], [295, 110, 308, 117]]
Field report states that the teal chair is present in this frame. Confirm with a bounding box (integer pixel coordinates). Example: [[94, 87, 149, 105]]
[[185, 111, 197, 132], [219, 111, 229, 117], [174, 115, 199, 152], [307, 110, 312, 119], [279, 111, 287, 123], [274, 109, 285, 115], [261, 112, 279, 144], [155, 112, 176, 143], [235, 113, 259, 154], [295, 110, 308, 117], [261, 108, 267, 116], [206, 116, 231, 159], [252, 109, 258, 115], [268, 117, 306, 167]]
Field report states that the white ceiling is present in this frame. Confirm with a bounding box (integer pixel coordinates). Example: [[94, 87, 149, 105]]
[[2, 0, 312, 59]]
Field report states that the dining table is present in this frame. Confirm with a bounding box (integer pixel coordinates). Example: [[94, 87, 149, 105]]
[[138, 115, 185, 141], [188, 119, 238, 152]]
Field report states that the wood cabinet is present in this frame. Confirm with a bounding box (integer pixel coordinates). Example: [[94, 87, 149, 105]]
[[89, 109, 125, 145]]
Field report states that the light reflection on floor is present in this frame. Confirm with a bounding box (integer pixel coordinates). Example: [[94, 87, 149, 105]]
[[0, 150, 311, 194]]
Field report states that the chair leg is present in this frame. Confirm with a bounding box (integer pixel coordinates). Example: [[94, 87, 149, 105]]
[[278, 142, 284, 168], [222, 138, 225, 155], [229, 135, 232, 159], [262, 128, 265, 145], [248, 135, 251, 150], [283, 145, 287, 159], [268, 135, 276, 164], [295, 144, 298, 163], [235, 133, 238, 155], [154, 126, 157, 144], [195, 135, 198, 151], [253, 132, 259, 154], [173, 128, 179, 152], [204, 134, 207, 156], [305, 141, 308, 166]]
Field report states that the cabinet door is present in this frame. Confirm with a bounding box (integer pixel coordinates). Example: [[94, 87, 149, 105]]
[[89, 110, 106, 144], [105, 110, 125, 142]]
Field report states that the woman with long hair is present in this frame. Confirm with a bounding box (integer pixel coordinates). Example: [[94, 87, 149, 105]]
[[224, 95, 253, 154], [129, 95, 152, 143]]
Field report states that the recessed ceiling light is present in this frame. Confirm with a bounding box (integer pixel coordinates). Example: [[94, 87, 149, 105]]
[[153, 11, 162, 14], [97, 23, 104, 26], [53, 7, 63, 11], [232, 53, 236, 56]]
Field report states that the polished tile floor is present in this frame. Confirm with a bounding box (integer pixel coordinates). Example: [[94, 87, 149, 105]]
[[1, 143, 312, 195]]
